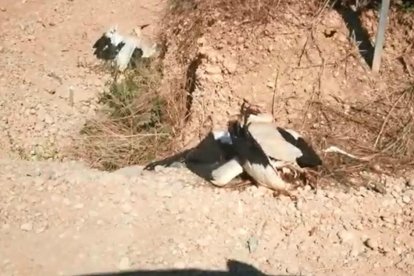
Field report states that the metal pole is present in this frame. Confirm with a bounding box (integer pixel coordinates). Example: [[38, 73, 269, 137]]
[[372, 0, 391, 73]]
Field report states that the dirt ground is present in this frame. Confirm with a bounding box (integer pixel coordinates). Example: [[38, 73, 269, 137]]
[[1, 0, 414, 275]]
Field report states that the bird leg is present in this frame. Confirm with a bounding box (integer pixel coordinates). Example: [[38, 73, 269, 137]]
[[300, 169, 319, 189]]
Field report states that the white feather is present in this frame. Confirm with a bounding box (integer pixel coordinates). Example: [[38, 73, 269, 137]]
[[212, 130, 233, 145], [133, 27, 159, 58], [285, 128, 301, 140], [243, 161, 288, 190], [115, 36, 138, 71], [210, 158, 244, 186]]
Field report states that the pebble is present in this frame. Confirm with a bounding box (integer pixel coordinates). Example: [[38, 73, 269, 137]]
[[20, 222, 33, 232], [204, 64, 222, 75], [402, 195, 411, 204], [247, 236, 259, 253], [118, 257, 130, 270], [222, 58, 237, 74], [406, 175, 414, 187], [337, 230, 356, 244]]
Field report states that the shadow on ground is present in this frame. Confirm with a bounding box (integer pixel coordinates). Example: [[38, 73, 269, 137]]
[[333, 1, 377, 67], [143, 132, 247, 184], [75, 259, 295, 276]]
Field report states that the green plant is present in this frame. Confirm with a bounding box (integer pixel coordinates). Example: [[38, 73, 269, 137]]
[[76, 58, 176, 171]]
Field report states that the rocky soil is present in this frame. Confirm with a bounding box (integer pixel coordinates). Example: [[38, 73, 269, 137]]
[[1, 0, 414, 275], [1, 159, 414, 275], [0, 0, 162, 159]]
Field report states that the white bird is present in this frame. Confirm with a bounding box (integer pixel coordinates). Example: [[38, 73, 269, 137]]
[[133, 26, 161, 58], [92, 25, 158, 72], [227, 102, 322, 194]]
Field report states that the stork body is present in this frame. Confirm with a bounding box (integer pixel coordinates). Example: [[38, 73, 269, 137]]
[[93, 26, 153, 72], [133, 27, 160, 58], [228, 106, 322, 192], [228, 120, 289, 191]]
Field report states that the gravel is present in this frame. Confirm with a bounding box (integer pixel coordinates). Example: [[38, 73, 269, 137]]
[[0, 159, 413, 275]]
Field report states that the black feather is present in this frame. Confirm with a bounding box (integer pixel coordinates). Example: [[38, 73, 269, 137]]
[[129, 48, 144, 68], [228, 121, 272, 169], [92, 34, 125, 61], [144, 132, 236, 171], [276, 127, 322, 168], [143, 131, 239, 183]]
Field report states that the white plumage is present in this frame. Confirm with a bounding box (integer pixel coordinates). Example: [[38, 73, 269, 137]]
[[92, 25, 159, 72], [210, 157, 244, 186], [143, 102, 322, 194], [226, 102, 322, 192]]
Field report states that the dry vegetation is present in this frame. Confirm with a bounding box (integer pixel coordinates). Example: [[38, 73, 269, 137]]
[[307, 84, 414, 187], [75, 0, 414, 188], [74, 58, 181, 171]]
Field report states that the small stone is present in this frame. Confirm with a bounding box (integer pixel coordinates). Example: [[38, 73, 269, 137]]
[[364, 238, 378, 250], [222, 58, 237, 74], [118, 257, 130, 270], [402, 195, 411, 204], [35, 225, 47, 234], [406, 175, 414, 187], [20, 222, 33, 232], [204, 64, 222, 75], [338, 230, 354, 244], [247, 236, 259, 253], [266, 81, 275, 89], [44, 115, 54, 124], [267, 45, 273, 52], [196, 36, 206, 45]]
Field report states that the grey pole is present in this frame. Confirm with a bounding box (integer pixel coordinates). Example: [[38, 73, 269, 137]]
[[372, 0, 391, 73]]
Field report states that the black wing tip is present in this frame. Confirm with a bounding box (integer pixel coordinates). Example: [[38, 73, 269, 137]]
[[296, 150, 323, 168]]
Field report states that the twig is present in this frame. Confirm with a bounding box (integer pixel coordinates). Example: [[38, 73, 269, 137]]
[[297, 0, 330, 67], [301, 86, 316, 130], [297, 35, 309, 67], [374, 91, 407, 149], [312, 0, 331, 26], [400, 55, 413, 77], [271, 70, 280, 117], [324, 146, 376, 161]]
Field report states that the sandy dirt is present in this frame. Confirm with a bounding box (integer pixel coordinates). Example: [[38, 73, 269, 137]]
[[1, 1, 414, 276]]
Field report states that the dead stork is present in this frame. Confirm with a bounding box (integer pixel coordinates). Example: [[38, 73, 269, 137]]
[[92, 25, 157, 72], [227, 102, 322, 195]]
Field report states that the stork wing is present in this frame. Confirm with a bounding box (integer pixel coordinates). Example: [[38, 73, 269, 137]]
[[247, 122, 303, 163], [277, 127, 322, 167]]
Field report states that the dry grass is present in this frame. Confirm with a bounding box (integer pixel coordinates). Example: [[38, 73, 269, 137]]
[[74, 58, 184, 171], [303, 84, 414, 186]]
